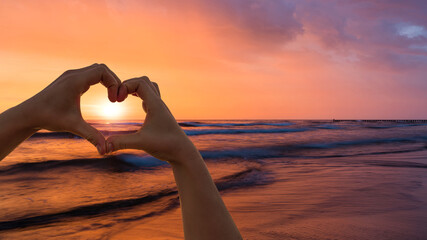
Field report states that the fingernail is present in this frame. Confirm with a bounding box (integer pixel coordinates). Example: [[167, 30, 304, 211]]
[[108, 143, 114, 153]]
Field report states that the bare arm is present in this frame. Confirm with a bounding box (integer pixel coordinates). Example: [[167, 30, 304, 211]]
[[107, 77, 242, 240], [0, 64, 122, 161], [0, 102, 38, 160], [171, 150, 242, 240]]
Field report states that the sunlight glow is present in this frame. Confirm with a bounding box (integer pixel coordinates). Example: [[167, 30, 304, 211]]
[[100, 102, 123, 119]]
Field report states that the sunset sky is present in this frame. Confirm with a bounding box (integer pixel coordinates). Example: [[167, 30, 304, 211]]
[[1, 0, 426, 120]]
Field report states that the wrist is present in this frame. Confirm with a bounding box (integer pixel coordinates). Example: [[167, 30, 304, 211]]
[[167, 135, 202, 164], [13, 99, 42, 131]]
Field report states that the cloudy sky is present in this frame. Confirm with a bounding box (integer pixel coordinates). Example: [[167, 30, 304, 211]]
[[0, 0, 426, 119]]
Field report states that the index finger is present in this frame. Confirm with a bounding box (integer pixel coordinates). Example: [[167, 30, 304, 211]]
[[122, 76, 160, 104], [84, 63, 121, 102]]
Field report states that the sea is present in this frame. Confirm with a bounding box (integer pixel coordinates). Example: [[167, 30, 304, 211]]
[[1, 120, 427, 239]]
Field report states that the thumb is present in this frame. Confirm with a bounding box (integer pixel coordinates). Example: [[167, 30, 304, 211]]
[[73, 121, 106, 155], [106, 133, 142, 152]]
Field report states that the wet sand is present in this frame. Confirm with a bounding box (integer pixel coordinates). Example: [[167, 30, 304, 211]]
[[111, 151, 427, 240]]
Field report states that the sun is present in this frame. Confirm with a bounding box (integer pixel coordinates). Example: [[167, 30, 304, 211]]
[[100, 102, 123, 119]]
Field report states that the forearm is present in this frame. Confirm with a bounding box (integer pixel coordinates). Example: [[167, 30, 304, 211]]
[[170, 147, 242, 240], [105, 77, 242, 238], [0, 102, 38, 160]]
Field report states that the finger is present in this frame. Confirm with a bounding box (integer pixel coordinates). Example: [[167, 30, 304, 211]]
[[99, 64, 121, 102], [143, 101, 147, 113], [72, 121, 107, 155], [104, 65, 122, 101], [84, 64, 121, 102], [152, 82, 161, 98], [122, 76, 160, 105], [117, 84, 128, 102], [106, 133, 141, 152], [62, 63, 98, 76], [150, 82, 170, 114], [105, 66, 121, 86], [147, 81, 158, 96]]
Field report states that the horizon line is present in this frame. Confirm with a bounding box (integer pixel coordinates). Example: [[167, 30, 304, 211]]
[[85, 118, 427, 121]]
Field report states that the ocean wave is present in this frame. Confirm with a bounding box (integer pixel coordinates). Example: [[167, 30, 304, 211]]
[[30, 127, 304, 139], [215, 167, 273, 191], [199, 146, 426, 161], [0, 167, 271, 231], [365, 160, 427, 169], [0, 155, 166, 175], [184, 127, 308, 136], [30, 130, 138, 139], [201, 148, 280, 160], [30, 121, 426, 140], [118, 154, 166, 167], [198, 136, 426, 160], [0, 189, 177, 231], [300, 147, 427, 159], [271, 137, 427, 159], [364, 123, 427, 129], [179, 121, 293, 127], [313, 124, 342, 129], [299, 137, 425, 149], [18, 136, 427, 170]]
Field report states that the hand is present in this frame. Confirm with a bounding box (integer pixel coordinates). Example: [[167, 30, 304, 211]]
[[106, 77, 243, 240], [106, 77, 198, 164], [22, 63, 124, 155]]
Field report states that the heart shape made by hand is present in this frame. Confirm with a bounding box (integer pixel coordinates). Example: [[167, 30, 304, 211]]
[[24, 63, 192, 163], [103, 77, 196, 165], [25, 64, 124, 155]]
